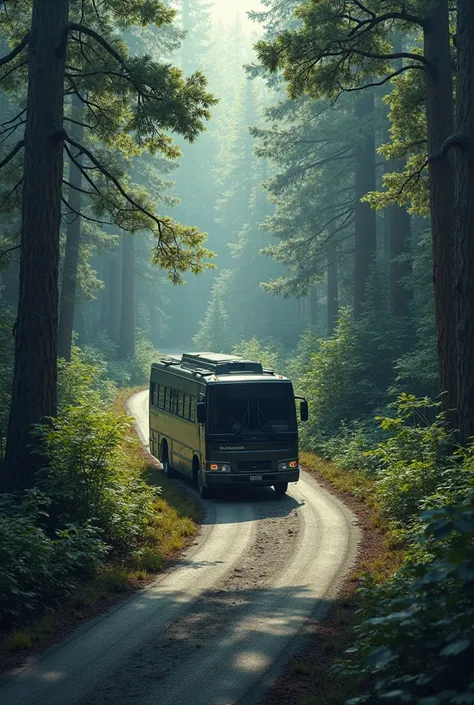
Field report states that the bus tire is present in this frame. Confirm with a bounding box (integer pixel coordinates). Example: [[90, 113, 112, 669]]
[[194, 458, 212, 500], [274, 482, 288, 496], [161, 442, 175, 479]]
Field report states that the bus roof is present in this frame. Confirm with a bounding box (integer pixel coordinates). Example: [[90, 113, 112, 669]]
[[151, 352, 290, 384]]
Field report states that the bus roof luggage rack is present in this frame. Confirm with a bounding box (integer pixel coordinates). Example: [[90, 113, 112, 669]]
[[181, 353, 264, 376], [160, 356, 181, 367]]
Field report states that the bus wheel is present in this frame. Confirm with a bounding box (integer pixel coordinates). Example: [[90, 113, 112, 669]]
[[274, 482, 288, 496], [162, 443, 175, 479], [195, 460, 211, 500]]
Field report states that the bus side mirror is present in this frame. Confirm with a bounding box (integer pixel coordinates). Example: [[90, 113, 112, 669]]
[[300, 400, 309, 423], [197, 401, 206, 425]]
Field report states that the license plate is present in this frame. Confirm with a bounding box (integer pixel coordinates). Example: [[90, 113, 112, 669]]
[[250, 475, 263, 482]]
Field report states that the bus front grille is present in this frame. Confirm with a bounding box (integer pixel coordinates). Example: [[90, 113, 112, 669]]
[[237, 460, 272, 473]]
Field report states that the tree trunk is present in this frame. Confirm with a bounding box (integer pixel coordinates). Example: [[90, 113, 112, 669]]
[[353, 93, 377, 318], [423, 0, 456, 417], [327, 235, 339, 335], [106, 253, 121, 345], [118, 232, 135, 360], [454, 0, 474, 444], [389, 194, 413, 318], [57, 93, 84, 361], [1, 0, 69, 491], [309, 286, 318, 329]]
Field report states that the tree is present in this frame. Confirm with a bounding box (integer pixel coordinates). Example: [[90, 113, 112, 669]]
[[0, 0, 216, 491], [118, 231, 135, 360], [256, 0, 457, 414], [1, 0, 70, 491], [354, 92, 376, 319], [453, 0, 474, 444], [57, 93, 84, 361]]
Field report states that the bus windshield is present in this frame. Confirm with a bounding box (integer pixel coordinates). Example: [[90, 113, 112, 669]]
[[208, 383, 297, 437]]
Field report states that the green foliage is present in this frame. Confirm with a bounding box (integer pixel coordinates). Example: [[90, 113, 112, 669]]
[[34, 405, 158, 554], [369, 395, 454, 525], [300, 284, 407, 446], [232, 337, 285, 373], [0, 0, 218, 283], [57, 344, 116, 410], [339, 489, 474, 705], [193, 272, 231, 352], [0, 491, 107, 622], [78, 332, 157, 388]]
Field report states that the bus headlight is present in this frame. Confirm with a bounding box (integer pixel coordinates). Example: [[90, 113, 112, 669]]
[[208, 463, 232, 473], [278, 460, 298, 472]]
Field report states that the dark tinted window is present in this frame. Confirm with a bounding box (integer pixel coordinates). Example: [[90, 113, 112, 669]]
[[183, 394, 191, 420], [190, 396, 196, 423], [158, 385, 165, 409], [164, 387, 171, 412], [177, 391, 184, 417]]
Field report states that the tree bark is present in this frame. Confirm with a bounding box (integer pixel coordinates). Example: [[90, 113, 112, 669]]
[[423, 0, 456, 417], [1, 0, 69, 491], [327, 234, 339, 335], [353, 93, 377, 319], [389, 193, 413, 319], [57, 93, 84, 361], [106, 253, 121, 345], [118, 232, 135, 360], [454, 0, 474, 444]]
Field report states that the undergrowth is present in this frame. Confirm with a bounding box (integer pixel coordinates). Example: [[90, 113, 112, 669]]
[[0, 373, 199, 661]]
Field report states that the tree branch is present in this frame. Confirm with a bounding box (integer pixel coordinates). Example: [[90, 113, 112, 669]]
[[0, 34, 28, 67], [1, 107, 26, 127], [428, 133, 470, 162], [64, 23, 143, 95], [0, 139, 25, 169], [0, 59, 27, 82], [63, 133, 164, 238], [0, 244, 20, 261]]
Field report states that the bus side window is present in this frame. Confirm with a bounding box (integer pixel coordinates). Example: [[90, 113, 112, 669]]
[[164, 387, 171, 412], [190, 396, 197, 423], [159, 385, 165, 409], [184, 394, 191, 420], [170, 389, 178, 415], [152, 383, 159, 407], [177, 391, 184, 418]]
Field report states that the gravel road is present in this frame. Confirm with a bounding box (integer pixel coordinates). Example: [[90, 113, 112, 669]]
[[0, 391, 359, 705]]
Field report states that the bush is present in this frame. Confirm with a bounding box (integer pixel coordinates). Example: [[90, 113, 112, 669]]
[[232, 337, 285, 373], [34, 404, 159, 554], [338, 489, 474, 705], [369, 395, 454, 525], [81, 331, 157, 388], [0, 491, 106, 623]]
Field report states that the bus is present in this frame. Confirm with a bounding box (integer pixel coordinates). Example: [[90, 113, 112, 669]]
[[149, 352, 308, 498]]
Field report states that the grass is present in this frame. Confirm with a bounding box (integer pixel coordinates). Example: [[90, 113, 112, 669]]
[[6, 631, 32, 651], [301, 450, 380, 513]]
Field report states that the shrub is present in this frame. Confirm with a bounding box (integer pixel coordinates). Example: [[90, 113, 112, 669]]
[[339, 490, 474, 705], [369, 395, 454, 525], [0, 491, 106, 623], [232, 337, 285, 373], [34, 404, 159, 554]]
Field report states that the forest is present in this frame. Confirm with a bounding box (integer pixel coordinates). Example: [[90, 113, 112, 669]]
[[0, 0, 474, 704]]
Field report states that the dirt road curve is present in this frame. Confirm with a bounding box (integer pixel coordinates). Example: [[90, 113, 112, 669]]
[[0, 391, 359, 705]]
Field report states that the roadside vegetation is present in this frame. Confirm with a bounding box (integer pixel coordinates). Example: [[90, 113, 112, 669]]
[[231, 334, 474, 705], [1, 1, 474, 704], [0, 347, 199, 668]]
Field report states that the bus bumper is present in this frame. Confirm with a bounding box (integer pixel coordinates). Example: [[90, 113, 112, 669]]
[[205, 470, 300, 487]]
